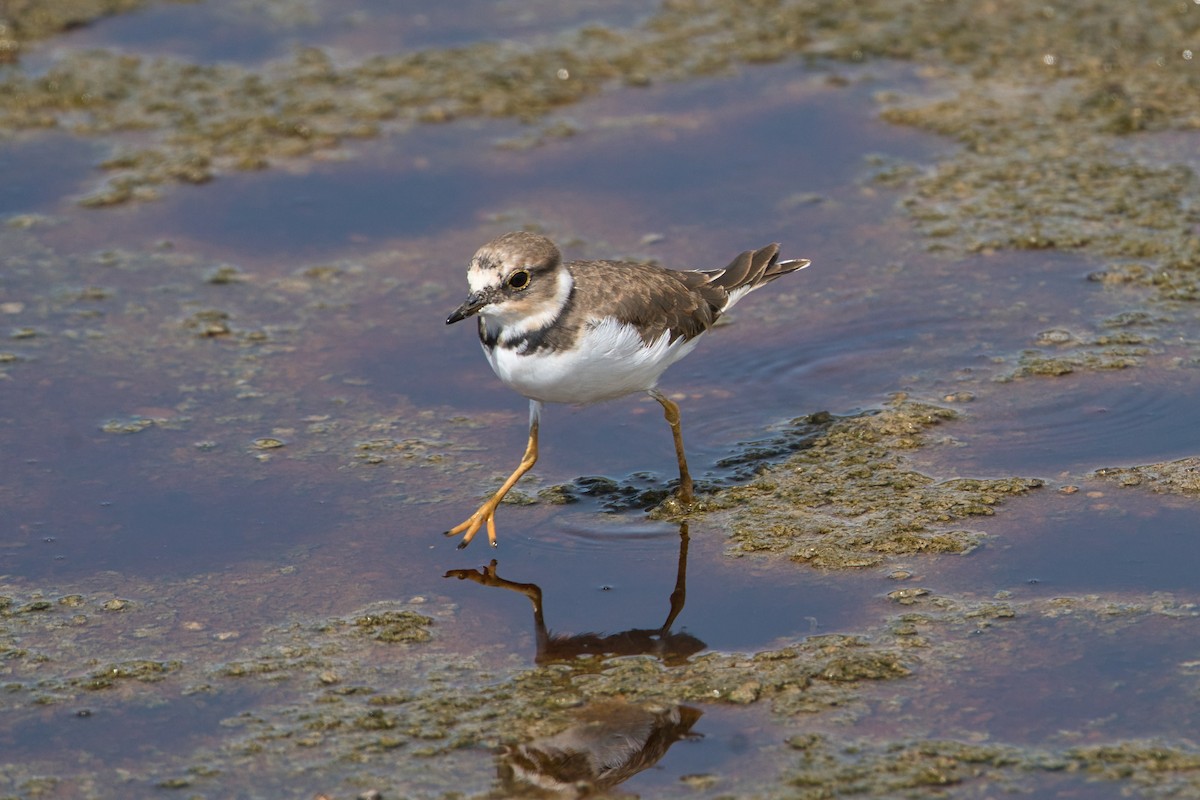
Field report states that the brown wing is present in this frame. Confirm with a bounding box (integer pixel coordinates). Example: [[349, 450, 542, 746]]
[[562, 245, 808, 347], [566, 259, 725, 345]]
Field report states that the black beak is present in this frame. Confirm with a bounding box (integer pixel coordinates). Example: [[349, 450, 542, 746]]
[[447, 291, 487, 325]]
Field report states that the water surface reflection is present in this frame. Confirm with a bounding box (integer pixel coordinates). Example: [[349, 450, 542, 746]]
[[498, 699, 702, 798], [446, 523, 703, 665]]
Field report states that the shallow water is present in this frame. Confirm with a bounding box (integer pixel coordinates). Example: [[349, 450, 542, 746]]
[[20, 0, 652, 70], [3, 3, 1200, 798], [920, 368, 1200, 478]]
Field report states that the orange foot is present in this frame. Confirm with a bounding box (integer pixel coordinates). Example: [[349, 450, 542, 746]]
[[445, 418, 539, 549], [444, 497, 503, 549]]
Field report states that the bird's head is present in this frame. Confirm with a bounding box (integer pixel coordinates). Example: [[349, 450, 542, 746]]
[[446, 232, 571, 333]]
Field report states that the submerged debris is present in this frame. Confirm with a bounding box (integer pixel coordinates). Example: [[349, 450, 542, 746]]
[[1095, 458, 1200, 495], [716, 397, 1043, 567], [535, 412, 835, 511], [0, 0, 183, 60], [353, 610, 434, 644], [3, 578, 1196, 797]]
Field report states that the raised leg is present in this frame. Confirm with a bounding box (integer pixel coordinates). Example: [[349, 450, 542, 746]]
[[649, 389, 694, 505], [445, 401, 541, 548]]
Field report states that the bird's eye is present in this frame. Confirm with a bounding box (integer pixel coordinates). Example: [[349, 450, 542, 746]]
[[506, 269, 531, 290]]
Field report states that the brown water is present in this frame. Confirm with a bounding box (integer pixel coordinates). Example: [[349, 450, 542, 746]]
[[3, 4, 1200, 798]]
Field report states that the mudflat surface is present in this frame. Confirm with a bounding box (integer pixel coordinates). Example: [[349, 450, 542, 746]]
[[2, 2, 1200, 798]]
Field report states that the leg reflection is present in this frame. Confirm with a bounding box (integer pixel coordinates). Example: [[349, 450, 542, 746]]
[[444, 522, 702, 665]]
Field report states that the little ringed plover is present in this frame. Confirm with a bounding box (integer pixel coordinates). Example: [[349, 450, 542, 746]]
[[445, 231, 810, 548]]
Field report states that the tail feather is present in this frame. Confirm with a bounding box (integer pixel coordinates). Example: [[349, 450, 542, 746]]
[[702, 244, 810, 310]]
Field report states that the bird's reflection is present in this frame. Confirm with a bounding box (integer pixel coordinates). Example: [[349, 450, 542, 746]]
[[496, 698, 702, 798], [444, 522, 704, 665], [445, 523, 705, 796]]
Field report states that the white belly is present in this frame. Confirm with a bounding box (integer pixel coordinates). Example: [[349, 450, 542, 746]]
[[484, 318, 701, 404]]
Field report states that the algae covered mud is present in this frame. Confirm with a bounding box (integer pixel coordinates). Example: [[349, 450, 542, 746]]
[[2, 1, 1200, 797]]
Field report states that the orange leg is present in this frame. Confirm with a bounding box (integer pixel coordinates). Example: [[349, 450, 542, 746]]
[[446, 403, 540, 548], [650, 389, 694, 505]]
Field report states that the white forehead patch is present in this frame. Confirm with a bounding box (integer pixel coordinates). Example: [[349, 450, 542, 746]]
[[466, 260, 505, 294], [463, 250, 511, 293]]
